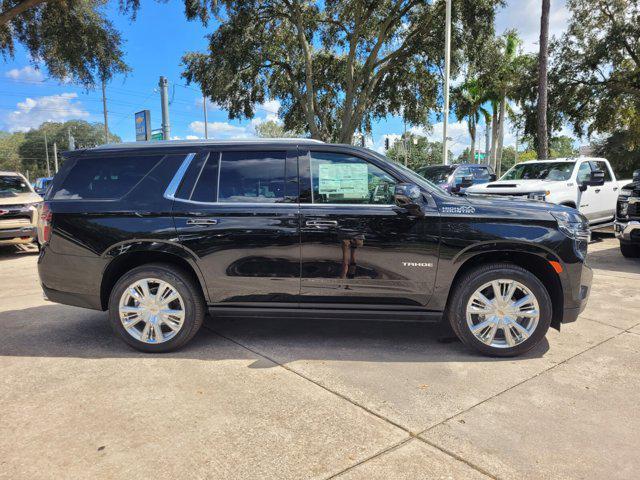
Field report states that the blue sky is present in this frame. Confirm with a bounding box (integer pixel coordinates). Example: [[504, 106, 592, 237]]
[[1, 0, 570, 155]]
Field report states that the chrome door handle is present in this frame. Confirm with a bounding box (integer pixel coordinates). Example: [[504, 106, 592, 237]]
[[305, 220, 338, 228], [186, 218, 218, 225], [595, 189, 601, 193]]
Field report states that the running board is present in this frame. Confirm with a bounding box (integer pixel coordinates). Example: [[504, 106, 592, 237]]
[[208, 305, 443, 323]]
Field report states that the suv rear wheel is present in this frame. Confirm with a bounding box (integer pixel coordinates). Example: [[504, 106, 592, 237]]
[[108, 263, 205, 352], [448, 263, 552, 357]]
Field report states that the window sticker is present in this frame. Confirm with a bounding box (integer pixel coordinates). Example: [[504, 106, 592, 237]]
[[318, 163, 368, 199]]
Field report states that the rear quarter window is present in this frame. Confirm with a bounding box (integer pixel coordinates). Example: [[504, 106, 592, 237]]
[[51, 155, 163, 200]]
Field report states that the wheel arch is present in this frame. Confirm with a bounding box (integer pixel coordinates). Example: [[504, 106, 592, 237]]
[[445, 245, 564, 330], [100, 241, 209, 310]]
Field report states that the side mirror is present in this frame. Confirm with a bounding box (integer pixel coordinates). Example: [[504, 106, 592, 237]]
[[489, 173, 497, 182], [579, 170, 605, 191], [394, 183, 424, 216], [633, 169, 640, 183], [450, 175, 473, 193]]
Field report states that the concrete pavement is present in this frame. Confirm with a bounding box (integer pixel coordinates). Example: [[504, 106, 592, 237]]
[[0, 235, 638, 479]]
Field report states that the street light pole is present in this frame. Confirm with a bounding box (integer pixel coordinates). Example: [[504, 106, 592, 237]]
[[203, 96, 209, 139], [442, 0, 452, 166], [159, 76, 171, 141]]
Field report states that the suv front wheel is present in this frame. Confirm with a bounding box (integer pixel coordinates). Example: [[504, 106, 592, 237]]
[[108, 263, 205, 352], [448, 263, 552, 357]]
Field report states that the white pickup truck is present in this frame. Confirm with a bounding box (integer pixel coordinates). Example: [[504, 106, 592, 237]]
[[466, 157, 630, 227]]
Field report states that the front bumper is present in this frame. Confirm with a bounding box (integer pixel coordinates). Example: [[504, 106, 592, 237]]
[[562, 262, 592, 324], [614, 220, 640, 243]]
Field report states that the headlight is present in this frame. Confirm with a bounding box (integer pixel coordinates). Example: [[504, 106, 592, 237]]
[[528, 190, 550, 201], [551, 211, 590, 241]]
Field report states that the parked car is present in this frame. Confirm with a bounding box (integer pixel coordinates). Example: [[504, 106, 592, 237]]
[[416, 163, 496, 193], [614, 169, 640, 258], [466, 157, 629, 228], [0, 171, 42, 247], [38, 140, 593, 357], [33, 177, 53, 196]]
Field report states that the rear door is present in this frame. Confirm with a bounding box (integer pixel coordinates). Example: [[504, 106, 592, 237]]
[[171, 148, 300, 304], [298, 148, 439, 307]]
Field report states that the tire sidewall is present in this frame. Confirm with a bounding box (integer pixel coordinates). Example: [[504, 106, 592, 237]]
[[451, 265, 552, 357], [108, 265, 202, 353]]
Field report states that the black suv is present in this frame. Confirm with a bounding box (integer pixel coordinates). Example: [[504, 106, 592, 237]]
[[38, 140, 593, 357], [615, 169, 640, 257]]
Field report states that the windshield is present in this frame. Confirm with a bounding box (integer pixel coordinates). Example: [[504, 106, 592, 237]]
[[417, 166, 454, 184], [0, 175, 31, 194], [501, 161, 575, 181]]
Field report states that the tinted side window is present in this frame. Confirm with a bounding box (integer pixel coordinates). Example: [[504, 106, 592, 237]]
[[218, 151, 286, 203], [52, 155, 163, 200], [591, 161, 612, 182], [310, 152, 396, 205], [190, 153, 220, 202]]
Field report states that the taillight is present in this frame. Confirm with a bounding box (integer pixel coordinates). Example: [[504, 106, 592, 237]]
[[40, 202, 52, 243]]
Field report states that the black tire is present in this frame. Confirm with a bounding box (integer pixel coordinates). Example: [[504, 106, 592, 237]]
[[108, 263, 205, 353], [447, 263, 552, 357], [620, 242, 640, 258]]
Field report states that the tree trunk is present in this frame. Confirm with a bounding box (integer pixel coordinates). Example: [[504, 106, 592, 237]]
[[537, 0, 550, 159], [490, 107, 499, 170], [497, 97, 506, 176], [468, 117, 476, 163], [0, 0, 45, 26]]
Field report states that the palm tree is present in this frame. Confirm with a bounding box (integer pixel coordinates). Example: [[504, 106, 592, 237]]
[[453, 78, 490, 163], [537, 0, 551, 159], [487, 31, 523, 174]]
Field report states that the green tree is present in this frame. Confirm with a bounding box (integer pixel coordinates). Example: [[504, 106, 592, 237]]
[[16, 120, 120, 177], [452, 78, 490, 163], [0, 0, 144, 86], [182, 0, 502, 143], [0, 130, 25, 172], [386, 133, 451, 171], [254, 120, 300, 138]]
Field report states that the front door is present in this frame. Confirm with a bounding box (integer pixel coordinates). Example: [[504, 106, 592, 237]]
[[172, 148, 300, 304], [298, 149, 439, 307]]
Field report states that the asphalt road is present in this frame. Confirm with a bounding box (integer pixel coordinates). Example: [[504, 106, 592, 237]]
[[1, 235, 638, 480]]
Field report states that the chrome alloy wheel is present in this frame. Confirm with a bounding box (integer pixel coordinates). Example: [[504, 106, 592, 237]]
[[465, 279, 540, 349], [119, 278, 185, 344]]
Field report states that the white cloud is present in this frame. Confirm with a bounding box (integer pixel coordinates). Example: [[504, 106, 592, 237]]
[[496, 0, 570, 53], [186, 135, 199, 140], [4, 93, 89, 132], [5, 66, 44, 83], [189, 120, 251, 139]]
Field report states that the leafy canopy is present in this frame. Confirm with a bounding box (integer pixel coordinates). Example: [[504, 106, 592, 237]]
[[182, 0, 502, 143]]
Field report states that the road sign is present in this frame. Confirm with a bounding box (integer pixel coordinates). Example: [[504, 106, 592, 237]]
[[151, 130, 163, 141], [135, 110, 151, 141]]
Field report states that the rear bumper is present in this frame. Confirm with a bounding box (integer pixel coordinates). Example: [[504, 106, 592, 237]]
[[614, 220, 640, 243], [0, 226, 37, 244]]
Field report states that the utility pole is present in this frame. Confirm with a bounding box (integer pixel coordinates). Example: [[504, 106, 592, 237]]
[[403, 119, 408, 166], [53, 142, 59, 173], [441, 0, 452, 166], [514, 131, 519, 165], [43, 131, 51, 177], [159, 76, 171, 140], [202, 95, 209, 139], [101, 79, 109, 144]]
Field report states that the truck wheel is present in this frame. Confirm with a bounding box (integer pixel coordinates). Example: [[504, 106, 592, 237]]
[[620, 242, 640, 258], [447, 263, 552, 357], [108, 263, 205, 353]]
